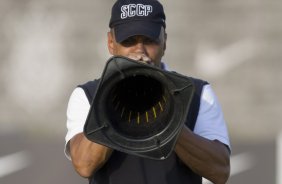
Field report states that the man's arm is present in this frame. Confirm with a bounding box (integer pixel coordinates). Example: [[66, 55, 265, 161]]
[[175, 126, 230, 184], [69, 133, 113, 178], [65, 87, 113, 178]]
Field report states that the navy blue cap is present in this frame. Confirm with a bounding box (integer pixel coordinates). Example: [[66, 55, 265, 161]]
[[109, 0, 166, 43]]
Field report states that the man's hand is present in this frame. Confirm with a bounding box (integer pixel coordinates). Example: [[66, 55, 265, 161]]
[[126, 53, 156, 66], [175, 126, 230, 184], [70, 133, 113, 178]]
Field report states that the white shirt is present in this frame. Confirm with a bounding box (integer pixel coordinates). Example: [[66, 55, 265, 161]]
[[64, 84, 231, 160]]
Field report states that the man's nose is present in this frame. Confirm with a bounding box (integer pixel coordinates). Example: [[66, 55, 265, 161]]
[[134, 41, 146, 53]]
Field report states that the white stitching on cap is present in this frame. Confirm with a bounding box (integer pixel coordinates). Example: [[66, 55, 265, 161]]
[[121, 4, 153, 19]]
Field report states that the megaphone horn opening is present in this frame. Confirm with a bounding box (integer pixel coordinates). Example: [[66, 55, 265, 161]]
[[105, 74, 173, 139]]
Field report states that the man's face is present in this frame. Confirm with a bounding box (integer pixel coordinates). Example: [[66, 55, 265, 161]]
[[107, 27, 167, 67]]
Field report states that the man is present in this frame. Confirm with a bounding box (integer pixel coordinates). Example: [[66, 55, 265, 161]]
[[65, 0, 231, 183]]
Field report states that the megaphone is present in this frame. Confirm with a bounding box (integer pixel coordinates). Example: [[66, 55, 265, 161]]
[[84, 56, 195, 160]]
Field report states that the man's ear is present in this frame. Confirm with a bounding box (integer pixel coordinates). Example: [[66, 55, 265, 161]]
[[161, 31, 167, 57], [107, 31, 115, 55], [164, 32, 167, 52]]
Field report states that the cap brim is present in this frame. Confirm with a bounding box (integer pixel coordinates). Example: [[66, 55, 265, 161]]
[[114, 21, 162, 43]]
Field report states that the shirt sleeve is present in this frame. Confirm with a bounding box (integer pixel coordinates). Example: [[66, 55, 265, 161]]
[[64, 87, 90, 160], [193, 84, 231, 150]]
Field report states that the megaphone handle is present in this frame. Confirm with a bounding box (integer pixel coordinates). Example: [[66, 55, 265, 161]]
[[87, 123, 108, 135]]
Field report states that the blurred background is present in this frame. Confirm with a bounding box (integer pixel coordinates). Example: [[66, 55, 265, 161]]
[[0, 0, 281, 183]]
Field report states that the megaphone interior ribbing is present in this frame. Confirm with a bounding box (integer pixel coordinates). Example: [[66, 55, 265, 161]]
[[106, 75, 172, 139]]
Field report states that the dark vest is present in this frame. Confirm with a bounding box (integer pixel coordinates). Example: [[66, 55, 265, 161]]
[[79, 78, 208, 184]]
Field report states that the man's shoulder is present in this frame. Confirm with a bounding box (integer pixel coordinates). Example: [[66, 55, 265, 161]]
[[78, 79, 100, 88], [189, 77, 209, 87], [77, 79, 100, 103], [167, 69, 208, 87]]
